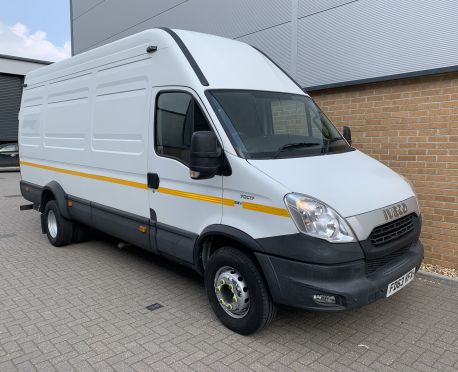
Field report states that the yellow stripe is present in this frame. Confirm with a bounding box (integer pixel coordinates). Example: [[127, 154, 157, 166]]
[[20, 160, 288, 217], [157, 187, 235, 206], [242, 201, 290, 217], [20, 161, 148, 189]]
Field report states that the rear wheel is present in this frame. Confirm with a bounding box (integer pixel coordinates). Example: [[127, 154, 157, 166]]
[[205, 247, 277, 335], [44, 200, 74, 247]]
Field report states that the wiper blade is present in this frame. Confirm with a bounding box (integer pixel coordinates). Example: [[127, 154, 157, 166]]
[[273, 142, 320, 159], [322, 137, 344, 154]]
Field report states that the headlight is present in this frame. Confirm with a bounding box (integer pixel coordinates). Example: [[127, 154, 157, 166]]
[[284, 193, 356, 243]]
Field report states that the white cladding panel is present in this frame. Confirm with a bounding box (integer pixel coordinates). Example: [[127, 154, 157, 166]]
[[72, 0, 458, 88]]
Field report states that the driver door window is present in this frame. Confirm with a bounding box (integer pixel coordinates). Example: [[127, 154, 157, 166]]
[[155, 92, 211, 165]]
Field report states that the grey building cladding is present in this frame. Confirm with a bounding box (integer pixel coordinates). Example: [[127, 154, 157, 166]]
[[71, 0, 458, 89]]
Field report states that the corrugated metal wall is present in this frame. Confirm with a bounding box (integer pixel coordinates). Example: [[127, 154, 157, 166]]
[[0, 73, 23, 142], [71, 0, 458, 89]]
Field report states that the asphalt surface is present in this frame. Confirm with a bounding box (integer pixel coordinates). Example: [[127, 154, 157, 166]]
[[1, 172, 457, 371]]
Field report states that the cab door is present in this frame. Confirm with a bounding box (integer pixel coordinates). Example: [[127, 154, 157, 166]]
[[147, 87, 223, 265]]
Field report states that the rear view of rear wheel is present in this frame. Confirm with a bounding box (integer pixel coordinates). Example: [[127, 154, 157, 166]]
[[43, 200, 74, 247], [205, 247, 277, 335]]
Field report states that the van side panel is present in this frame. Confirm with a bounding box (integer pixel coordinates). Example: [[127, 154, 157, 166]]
[[20, 85, 45, 159], [20, 58, 152, 220], [44, 74, 91, 157]]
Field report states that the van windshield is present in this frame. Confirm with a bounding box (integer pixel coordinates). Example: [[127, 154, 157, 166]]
[[207, 90, 352, 159]]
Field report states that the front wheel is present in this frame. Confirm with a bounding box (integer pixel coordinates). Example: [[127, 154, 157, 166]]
[[205, 247, 277, 335]]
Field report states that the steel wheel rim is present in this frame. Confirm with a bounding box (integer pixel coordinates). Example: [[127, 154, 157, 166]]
[[47, 210, 58, 238], [214, 266, 250, 318]]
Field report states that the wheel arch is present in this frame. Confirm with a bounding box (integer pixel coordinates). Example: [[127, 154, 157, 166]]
[[193, 224, 264, 275], [40, 181, 70, 219]]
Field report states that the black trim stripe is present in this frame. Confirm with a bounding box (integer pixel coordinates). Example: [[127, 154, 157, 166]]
[[251, 46, 304, 92], [159, 28, 209, 86]]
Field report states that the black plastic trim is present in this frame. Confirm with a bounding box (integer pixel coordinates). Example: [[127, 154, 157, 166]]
[[67, 194, 90, 206], [91, 202, 151, 251], [66, 195, 91, 226], [255, 240, 423, 311], [257, 233, 364, 265], [92, 202, 150, 225], [194, 224, 263, 274], [19, 180, 42, 205], [42, 181, 70, 219], [158, 27, 209, 86], [156, 222, 198, 264], [156, 222, 197, 239], [360, 214, 422, 260], [147, 173, 160, 189]]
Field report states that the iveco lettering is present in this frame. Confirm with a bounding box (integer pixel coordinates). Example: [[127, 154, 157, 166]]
[[19, 29, 423, 334]]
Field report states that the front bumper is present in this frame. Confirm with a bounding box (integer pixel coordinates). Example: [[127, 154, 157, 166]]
[[255, 239, 424, 311]]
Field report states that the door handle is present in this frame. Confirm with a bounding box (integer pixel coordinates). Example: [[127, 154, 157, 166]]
[[147, 173, 160, 189]]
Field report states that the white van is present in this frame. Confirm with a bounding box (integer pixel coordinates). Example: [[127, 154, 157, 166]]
[[19, 28, 423, 334]]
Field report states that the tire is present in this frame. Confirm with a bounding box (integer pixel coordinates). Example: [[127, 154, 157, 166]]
[[43, 200, 74, 247], [205, 247, 277, 335]]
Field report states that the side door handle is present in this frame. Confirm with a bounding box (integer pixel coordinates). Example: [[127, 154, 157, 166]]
[[147, 173, 160, 189]]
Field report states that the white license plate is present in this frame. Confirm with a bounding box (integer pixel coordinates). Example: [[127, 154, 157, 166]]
[[386, 268, 415, 297]]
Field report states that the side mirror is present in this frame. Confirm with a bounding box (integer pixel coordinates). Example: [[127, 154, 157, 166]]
[[343, 126, 352, 146], [190, 131, 222, 179]]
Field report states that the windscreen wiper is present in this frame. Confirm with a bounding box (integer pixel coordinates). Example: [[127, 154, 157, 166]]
[[273, 142, 320, 159], [322, 137, 344, 154]]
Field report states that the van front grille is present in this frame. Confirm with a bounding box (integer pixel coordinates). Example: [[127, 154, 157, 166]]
[[369, 213, 415, 247], [365, 245, 410, 274]]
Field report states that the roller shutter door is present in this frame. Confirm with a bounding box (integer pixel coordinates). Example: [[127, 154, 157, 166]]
[[0, 73, 24, 142]]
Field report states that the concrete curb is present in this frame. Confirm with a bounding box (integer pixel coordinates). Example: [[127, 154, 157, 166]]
[[417, 270, 458, 283]]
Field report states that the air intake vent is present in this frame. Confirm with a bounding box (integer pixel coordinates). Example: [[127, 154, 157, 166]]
[[369, 213, 415, 247], [365, 245, 410, 274]]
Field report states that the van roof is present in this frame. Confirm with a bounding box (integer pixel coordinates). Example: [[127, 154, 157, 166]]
[[25, 28, 304, 95]]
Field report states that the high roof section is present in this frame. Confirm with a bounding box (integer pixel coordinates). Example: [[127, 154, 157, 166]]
[[25, 28, 303, 94], [176, 29, 302, 94]]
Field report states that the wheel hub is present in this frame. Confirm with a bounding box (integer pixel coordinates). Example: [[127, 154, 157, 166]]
[[214, 266, 250, 318], [47, 210, 58, 238]]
